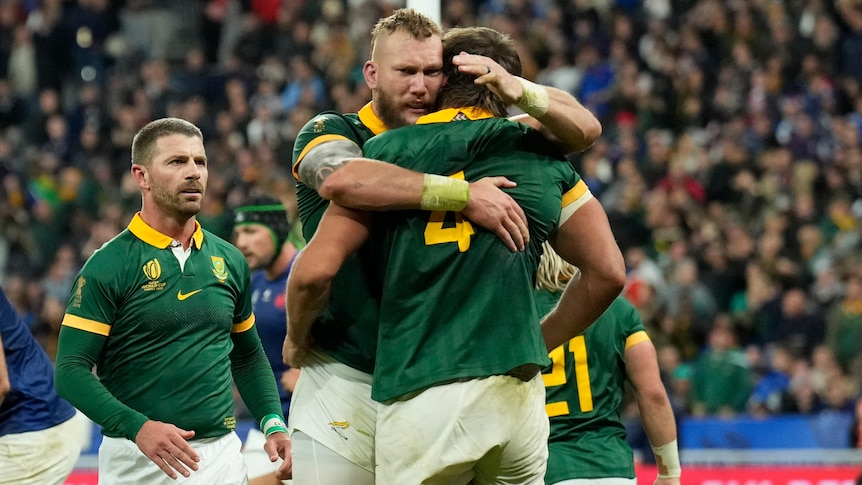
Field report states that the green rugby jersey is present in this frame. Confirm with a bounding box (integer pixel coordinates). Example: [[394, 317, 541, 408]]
[[60, 214, 259, 439], [290, 103, 387, 374], [538, 294, 651, 483], [363, 107, 588, 402]]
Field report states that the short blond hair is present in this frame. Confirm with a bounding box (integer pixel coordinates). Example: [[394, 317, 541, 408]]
[[369, 8, 441, 58], [536, 241, 579, 292]]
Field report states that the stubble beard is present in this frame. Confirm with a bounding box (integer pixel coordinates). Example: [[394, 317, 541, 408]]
[[151, 183, 202, 221]]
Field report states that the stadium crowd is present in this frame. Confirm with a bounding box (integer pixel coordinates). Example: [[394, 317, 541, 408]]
[[0, 0, 861, 438]]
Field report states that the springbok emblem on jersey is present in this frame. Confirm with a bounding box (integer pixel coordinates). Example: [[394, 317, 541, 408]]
[[211, 256, 228, 283]]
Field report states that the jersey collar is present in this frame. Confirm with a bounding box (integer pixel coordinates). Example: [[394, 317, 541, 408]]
[[416, 107, 495, 124], [358, 102, 388, 135], [128, 213, 204, 250]]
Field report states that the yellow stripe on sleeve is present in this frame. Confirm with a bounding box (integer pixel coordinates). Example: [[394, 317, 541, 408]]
[[61, 314, 111, 336], [624, 330, 651, 350], [232, 314, 256, 333], [561, 180, 589, 207], [293, 134, 351, 179], [559, 180, 593, 228]]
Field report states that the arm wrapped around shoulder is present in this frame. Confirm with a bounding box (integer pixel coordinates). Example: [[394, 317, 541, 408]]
[[420, 174, 470, 212]]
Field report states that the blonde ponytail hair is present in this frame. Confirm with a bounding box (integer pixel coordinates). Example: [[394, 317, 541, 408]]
[[536, 241, 579, 292]]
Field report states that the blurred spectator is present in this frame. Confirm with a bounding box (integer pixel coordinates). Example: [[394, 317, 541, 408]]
[[657, 344, 691, 418], [826, 263, 862, 372], [280, 55, 325, 114], [749, 344, 796, 416], [664, 257, 718, 349], [689, 320, 753, 417], [757, 287, 826, 357]]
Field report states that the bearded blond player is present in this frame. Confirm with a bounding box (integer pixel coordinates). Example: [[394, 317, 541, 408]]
[[284, 8, 607, 484]]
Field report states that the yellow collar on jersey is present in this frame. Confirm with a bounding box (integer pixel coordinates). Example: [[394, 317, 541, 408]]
[[128, 213, 204, 249], [358, 102, 388, 135], [416, 107, 494, 124]]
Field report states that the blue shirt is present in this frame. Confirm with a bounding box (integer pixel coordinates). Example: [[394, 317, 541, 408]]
[[250, 254, 296, 417], [0, 286, 76, 436]]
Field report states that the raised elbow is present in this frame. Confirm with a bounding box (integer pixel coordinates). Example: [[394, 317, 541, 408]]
[[597, 251, 626, 298], [607, 262, 626, 295], [291, 255, 338, 296], [638, 385, 672, 409], [317, 169, 352, 203], [583, 119, 602, 147]]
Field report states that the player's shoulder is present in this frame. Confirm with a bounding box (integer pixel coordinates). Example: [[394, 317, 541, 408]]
[[298, 111, 362, 135], [293, 111, 368, 158], [83, 228, 136, 264]]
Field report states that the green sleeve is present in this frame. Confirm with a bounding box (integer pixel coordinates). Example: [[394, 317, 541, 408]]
[[54, 326, 149, 441], [230, 326, 285, 426]]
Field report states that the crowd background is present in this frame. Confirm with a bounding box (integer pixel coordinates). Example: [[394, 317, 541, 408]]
[[0, 0, 861, 448]]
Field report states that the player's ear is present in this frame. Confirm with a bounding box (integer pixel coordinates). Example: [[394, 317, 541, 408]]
[[363, 61, 378, 90], [131, 164, 150, 189]]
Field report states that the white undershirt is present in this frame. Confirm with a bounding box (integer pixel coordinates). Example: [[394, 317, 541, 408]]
[[170, 240, 192, 271]]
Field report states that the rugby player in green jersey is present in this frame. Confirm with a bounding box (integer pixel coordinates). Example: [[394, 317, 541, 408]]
[[284, 8, 608, 484], [54, 118, 290, 484], [537, 243, 681, 485], [287, 25, 625, 484]]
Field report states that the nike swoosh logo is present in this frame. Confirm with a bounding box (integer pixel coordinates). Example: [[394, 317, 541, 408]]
[[177, 289, 202, 300]]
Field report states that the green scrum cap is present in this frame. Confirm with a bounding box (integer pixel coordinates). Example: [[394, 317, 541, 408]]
[[233, 194, 291, 250]]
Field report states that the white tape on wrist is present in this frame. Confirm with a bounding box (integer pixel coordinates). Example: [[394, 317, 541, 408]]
[[652, 439, 681, 478], [420, 173, 470, 212], [515, 77, 550, 118]]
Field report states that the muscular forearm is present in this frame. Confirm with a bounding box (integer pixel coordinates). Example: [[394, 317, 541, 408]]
[[536, 86, 602, 155], [297, 140, 424, 210], [638, 389, 677, 447], [318, 158, 424, 210], [286, 204, 371, 351], [458, 53, 601, 155], [55, 327, 149, 440], [285, 253, 332, 347], [625, 340, 681, 480], [541, 272, 621, 351]]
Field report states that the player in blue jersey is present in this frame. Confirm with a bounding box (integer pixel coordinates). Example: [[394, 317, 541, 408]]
[[0, 285, 82, 485], [233, 194, 300, 485]]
